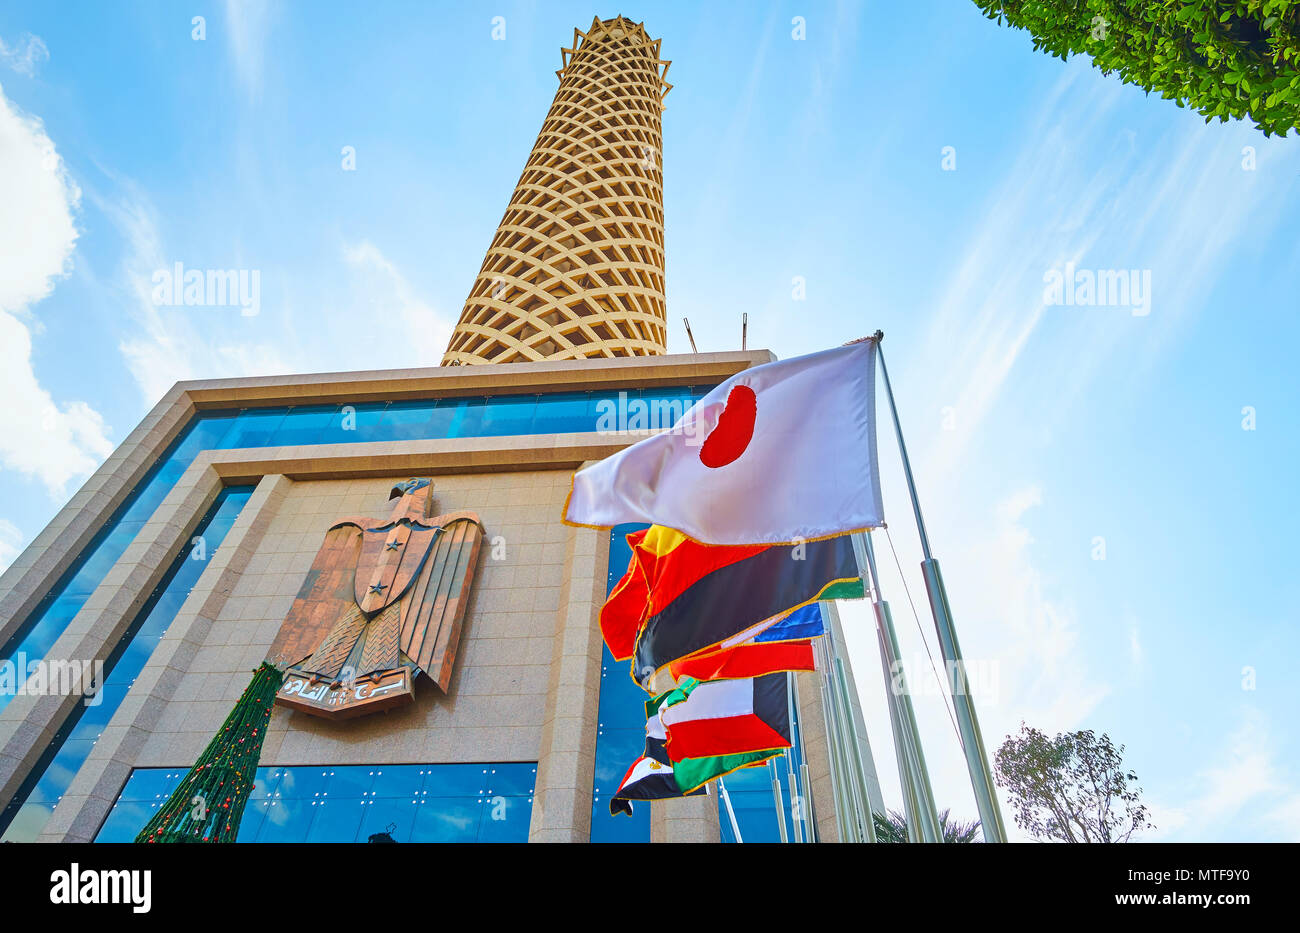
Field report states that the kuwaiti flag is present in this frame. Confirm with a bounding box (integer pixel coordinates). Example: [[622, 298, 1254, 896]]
[[660, 673, 793, 762], [668, 603, 824, 681], [564, 340, 884, 545], [610, 687, 778, 816]]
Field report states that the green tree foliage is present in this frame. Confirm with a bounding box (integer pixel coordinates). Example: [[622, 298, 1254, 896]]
[[973, 1, 1300, 136], [994, 723, 1153, 842], [872, 808, 983, 843]]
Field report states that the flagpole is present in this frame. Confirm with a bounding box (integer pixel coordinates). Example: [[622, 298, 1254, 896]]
[[784, 674, 806, 843], [853, 531, 943, 843], [873, 332, 1008, 843], [817, 626, 876, 842], [815, 638, 852, 840], [768, 759, 789, 843], [815, 635, 858, 841], [799, 761, 818, 842], [718, 778, 743, 843], [792, 674, 819, 842]]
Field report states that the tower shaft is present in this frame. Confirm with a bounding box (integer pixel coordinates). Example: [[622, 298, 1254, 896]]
[[442, 16, 672, 365]]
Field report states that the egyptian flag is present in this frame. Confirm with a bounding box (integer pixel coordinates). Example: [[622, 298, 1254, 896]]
[[627, 530, 860, 687], [668, 603, 825, 681], [610, 687, 775, 816], [660, 674, 793, 762], [565, 340, 885, 545]]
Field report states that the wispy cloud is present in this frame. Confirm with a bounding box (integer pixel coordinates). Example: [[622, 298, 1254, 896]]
[[341, 240, 453, 366], [0, 32, 48, 77], [1151, 708, 1300, 841], [0, 518, 21, 573], [99, 186, 290, 403], [224, 0, 275, 100], [0, 84, 113, 497]]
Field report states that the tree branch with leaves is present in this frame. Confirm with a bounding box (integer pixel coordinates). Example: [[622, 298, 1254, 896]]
[[973, 1, 1300, 136], [994, 723, 1153, 843]]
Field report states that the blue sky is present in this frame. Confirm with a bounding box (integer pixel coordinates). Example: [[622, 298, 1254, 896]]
[[1, 1, 1297, 841]]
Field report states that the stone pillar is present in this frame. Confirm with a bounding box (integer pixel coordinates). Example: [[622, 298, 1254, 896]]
[[528, 521, 608, 841]]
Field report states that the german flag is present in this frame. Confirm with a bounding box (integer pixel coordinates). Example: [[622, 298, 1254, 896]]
[[601, 525, 861, 687]]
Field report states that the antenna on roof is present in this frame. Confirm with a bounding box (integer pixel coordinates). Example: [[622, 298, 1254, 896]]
[[683, 317, 699, 353], [742, 313, 748, 351]]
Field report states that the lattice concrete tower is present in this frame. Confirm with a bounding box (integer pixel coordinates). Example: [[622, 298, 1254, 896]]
[[441, 16, 672, 365]]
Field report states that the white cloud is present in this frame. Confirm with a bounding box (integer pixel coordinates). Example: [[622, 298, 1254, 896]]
[[0, 33, 48, 77], [0, 84, 113, 497], [0, 518, 23, 573], [342, 241, 453, 365], [224, 0, 274, 100], [1150, 709, 1300, 841], [102, 189, 292, 403]]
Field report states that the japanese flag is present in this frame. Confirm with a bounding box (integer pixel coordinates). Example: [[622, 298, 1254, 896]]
[[563, 340, 884, 545]]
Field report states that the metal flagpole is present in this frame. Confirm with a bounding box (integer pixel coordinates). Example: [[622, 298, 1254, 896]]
[[872, 332, 1008, 843], [784, 674, 805, 843], [792, 674, 819, 842], [833, 655, 880, 841], [853, 531, 943, 842], [815, 638, 854, 841], [821, 602, 883, 842], [800, 761, 818, 842], [768, 759, 789, 843], [818, 629, 874, 842], [718, 778, 743, 843]]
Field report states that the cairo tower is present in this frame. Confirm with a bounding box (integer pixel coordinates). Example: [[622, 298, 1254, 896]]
[[0, 16, 880, 845], [443, 17, 671, 364]]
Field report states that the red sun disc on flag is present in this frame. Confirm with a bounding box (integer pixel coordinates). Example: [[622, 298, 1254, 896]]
[[699, 384, 757, 468]]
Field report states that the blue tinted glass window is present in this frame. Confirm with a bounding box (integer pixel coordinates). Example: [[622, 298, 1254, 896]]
[[358, 798, 419, 843], [97, 764, 536, 843], [331, 402, 390, 443], [447, 398, 485, 438], [0, 488, 252, 842], [479, 395, 539, 436], [409, 797, 482, 842], [530, 392, 594, 433], [170, 413, 238, 459], [374, 401, 448, 441], [369, 765, 429, 798], [218, 408, 289, 448], [269, 405, 340, 447], [304, 799, 366, 842], [253, 799, 312, 842], [589, 523, 652, 843]]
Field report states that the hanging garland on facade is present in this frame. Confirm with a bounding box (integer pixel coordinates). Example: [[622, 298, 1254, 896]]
[[135, 663, 281, 843]]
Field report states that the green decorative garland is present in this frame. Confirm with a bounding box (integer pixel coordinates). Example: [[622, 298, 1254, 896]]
[[135, 662, 281, 843]]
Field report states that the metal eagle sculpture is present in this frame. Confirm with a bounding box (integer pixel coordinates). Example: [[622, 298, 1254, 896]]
[[270, 478, 486, 719]]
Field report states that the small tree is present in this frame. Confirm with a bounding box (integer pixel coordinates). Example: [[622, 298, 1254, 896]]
[[873, 808, 982, 843], [994, 723, 1153, 843], [972, 1, 1300, 137]]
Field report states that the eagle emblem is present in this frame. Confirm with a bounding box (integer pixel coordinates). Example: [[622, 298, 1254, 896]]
[[268, 478, 485, 720]]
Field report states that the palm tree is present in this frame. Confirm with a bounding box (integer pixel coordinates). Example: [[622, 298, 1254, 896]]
[[872, 808, 981, 843]]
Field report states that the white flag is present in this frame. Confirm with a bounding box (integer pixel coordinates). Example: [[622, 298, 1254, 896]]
[[564, 340, 884, 545]]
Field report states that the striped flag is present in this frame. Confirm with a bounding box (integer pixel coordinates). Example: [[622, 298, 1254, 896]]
[[610, 684, 777, 816], [629, 532, 858, 687], [668, 603, 825, 681], [660, 673, 793, 762]]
